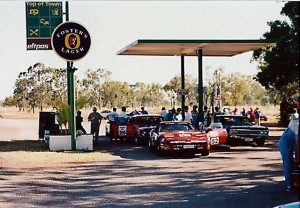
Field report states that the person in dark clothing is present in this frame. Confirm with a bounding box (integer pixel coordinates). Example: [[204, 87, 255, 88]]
[[165, 108, 176, 121], [140, 106, 148, 115], [76, 110, 86, 134], [88, 107, 103, 142]]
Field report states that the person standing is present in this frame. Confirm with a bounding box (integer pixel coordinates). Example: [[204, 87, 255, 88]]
[[160, 107, 168, 118], [76, 110, 86, 134], [290, 108, 299, 120], [108, 107, 119, 122], [174, 108, 183, 121], [119, 106, 128, 118], [165, 108, 176, 121], [140, 106, 148, 115], [254, 107, 260, 125], [108, 107, 118, 137], [241, 108, 246, 116], [184, 105, 193, 123], [278, 116, 299, 192], [88, 107, 103, 142], [249, 107, 255, 123], [191, 105, 199, 129]]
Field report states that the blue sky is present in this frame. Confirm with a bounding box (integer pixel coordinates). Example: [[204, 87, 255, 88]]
[[0, 1, 286, 100]]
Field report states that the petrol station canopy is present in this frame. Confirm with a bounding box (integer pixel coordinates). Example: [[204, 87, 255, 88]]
[[117, 39, 277, 57]]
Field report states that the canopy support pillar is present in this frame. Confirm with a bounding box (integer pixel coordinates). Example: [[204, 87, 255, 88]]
[[197, 49, 204, 123], [181, 56, 185, 120]]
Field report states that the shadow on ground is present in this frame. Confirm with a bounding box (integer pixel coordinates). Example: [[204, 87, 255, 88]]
[[0, 140, 49, 151]]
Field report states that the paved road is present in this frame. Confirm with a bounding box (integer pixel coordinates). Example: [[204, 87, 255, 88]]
[[1, 134, 299, 208]]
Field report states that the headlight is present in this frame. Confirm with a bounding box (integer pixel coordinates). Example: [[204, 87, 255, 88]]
[[230, 129, 236, 133]]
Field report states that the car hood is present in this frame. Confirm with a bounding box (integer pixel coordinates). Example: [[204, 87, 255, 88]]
[[160, 131, 207, 141], [230, 125, 269, 130], [137, 125, 157, 130]]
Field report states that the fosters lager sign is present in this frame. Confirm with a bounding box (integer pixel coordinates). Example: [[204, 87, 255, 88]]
[[51, 21, 91, 61]]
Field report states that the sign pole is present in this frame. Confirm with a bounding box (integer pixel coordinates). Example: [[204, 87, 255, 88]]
[[65, 2, 71, 105], [52, 16, 91, 152], [65, 1, 76, 150], [69, 62, 76, 150]]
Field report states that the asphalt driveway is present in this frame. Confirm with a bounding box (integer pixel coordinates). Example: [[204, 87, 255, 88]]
[[1, 134, 299, 208]]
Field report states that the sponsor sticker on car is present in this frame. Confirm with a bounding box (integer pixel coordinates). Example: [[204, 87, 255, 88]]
[[118, 126, 127, 136]]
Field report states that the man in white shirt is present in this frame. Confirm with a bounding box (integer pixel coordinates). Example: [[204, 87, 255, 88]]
[[160, 107, 168, 118], [119, 106, 128, 118], [174, 108, 183, 121], [108, 107, 119, 122], [184, 105, 193, 123]]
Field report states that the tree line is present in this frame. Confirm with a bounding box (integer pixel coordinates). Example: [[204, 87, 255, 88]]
[[2, 62, 273, 114]]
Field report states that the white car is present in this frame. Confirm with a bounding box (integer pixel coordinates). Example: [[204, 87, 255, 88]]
[[273, 201, 300, 208], [100, 110, 112, 119]]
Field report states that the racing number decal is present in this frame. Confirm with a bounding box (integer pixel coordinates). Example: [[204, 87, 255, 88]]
[[209, 131, 219, 145], [119, 126, 127, 136], [210, 138, 219, 145]]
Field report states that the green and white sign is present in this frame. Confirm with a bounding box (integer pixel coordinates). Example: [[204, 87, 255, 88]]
[[25, 2, 62, 50]]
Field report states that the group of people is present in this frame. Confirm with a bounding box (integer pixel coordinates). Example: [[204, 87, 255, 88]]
[[215, 106, 262, 125], [75, 106, 149, 142], [160, 105, 200, 129], [76, 107, 103, 142]]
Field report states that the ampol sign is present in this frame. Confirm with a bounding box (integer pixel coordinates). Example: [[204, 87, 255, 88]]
[[51, 21, 91, 61]]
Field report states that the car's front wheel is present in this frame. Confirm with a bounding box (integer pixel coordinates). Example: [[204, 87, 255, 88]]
[[157, 143, 165, 157], [149, 140, 155, 152], [256, 138, 266, 146], [134, 137, 140, 145], [201, 149, 210, 156]]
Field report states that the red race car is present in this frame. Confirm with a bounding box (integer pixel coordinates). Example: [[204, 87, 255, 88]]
[[107, 117, 134, 142], [128, 114, 164, 145], [205, 122, 228, 147], [149, 121, 210, 156], [106, 115, 164, 143]]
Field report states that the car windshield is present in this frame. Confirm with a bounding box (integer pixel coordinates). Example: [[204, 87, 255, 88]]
[[136, 116, 163, 127], [208, 122, 223, 129], [159, 123, 194, 132], [218, 116, 252, 126]]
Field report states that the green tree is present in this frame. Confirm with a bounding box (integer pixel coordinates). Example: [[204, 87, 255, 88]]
[[252, 1, 299, 97], [208, 68, 268, 108], [80, 68, 112, 108], [163, 74, 197, 107], [51, 97, 88, 131]]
